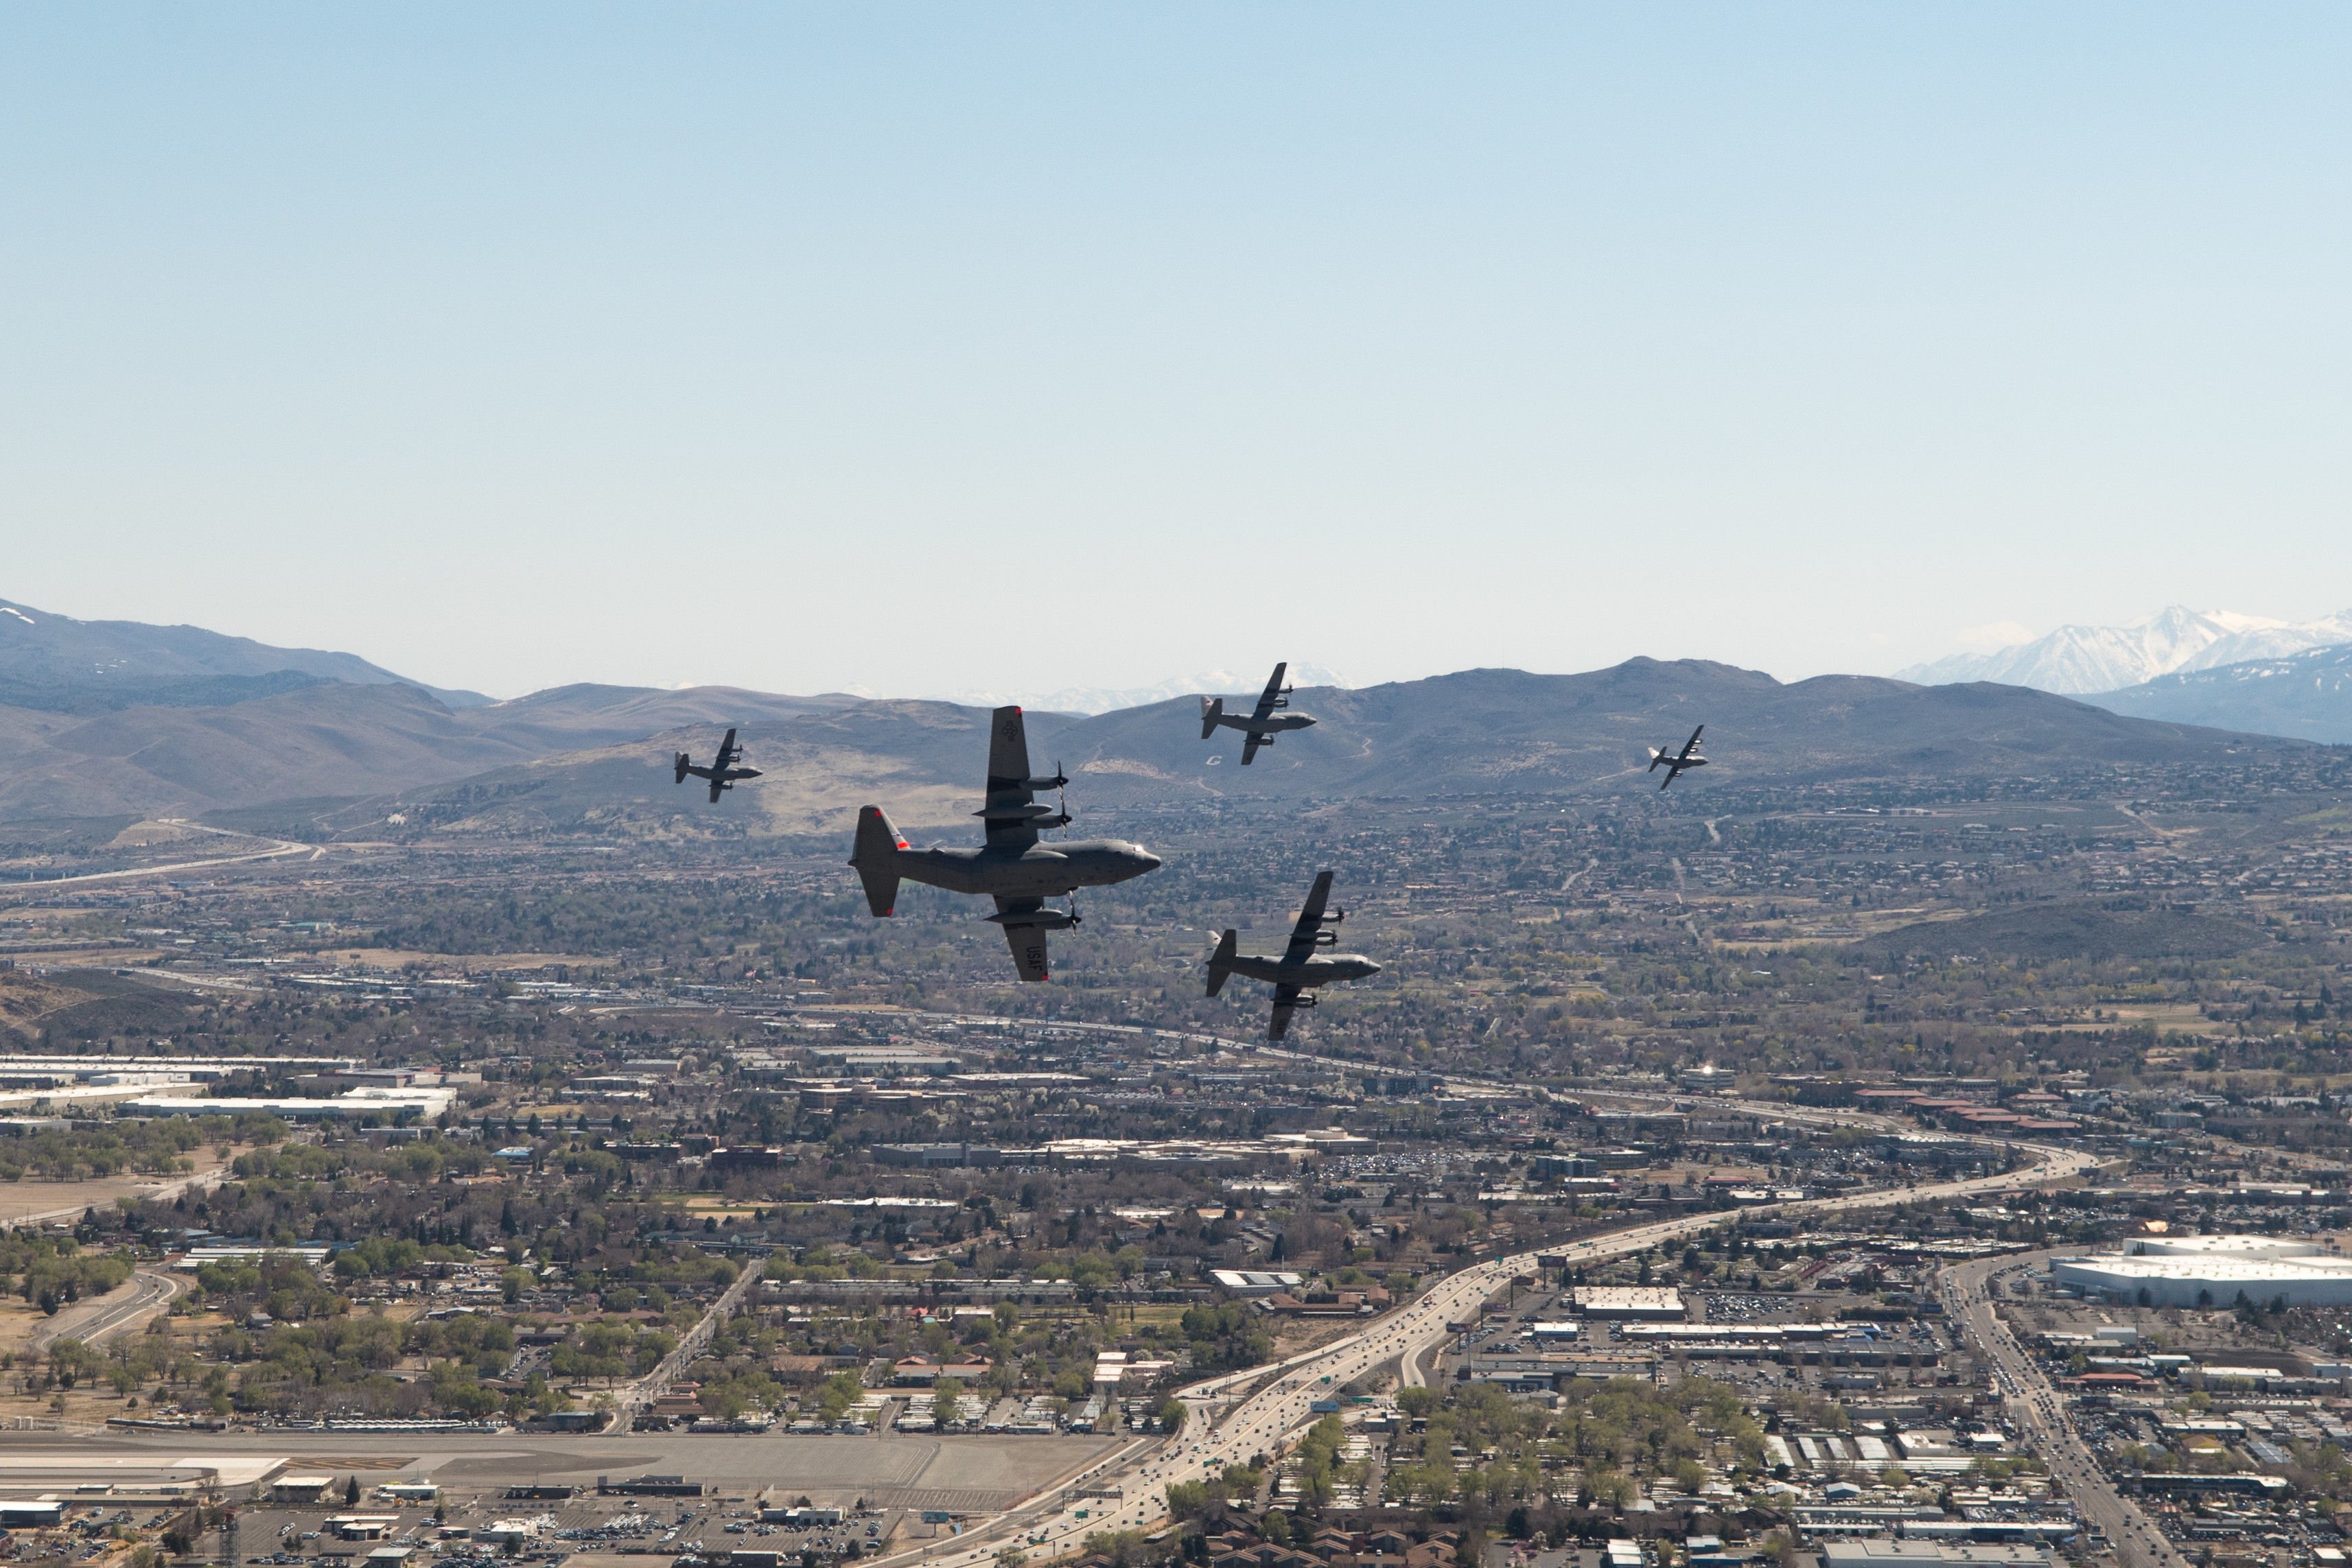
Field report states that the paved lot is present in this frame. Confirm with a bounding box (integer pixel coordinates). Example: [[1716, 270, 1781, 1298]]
[[0, 1430, 1123, 1514]]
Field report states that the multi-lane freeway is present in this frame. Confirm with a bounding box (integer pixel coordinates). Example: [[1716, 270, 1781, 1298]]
[[881, 1136, 2102, 1568], [1939, 1252, 2182, 1568]]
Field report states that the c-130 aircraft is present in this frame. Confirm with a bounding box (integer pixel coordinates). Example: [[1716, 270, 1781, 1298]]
[[1205, 871, 1382, 1040], [675, 728, 762, 803], [849, 707, 1161, 981], [1200, 662, 1317, 765]]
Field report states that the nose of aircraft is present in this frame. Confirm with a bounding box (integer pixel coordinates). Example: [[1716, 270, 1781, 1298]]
[[1134, 846, 1163, 871]]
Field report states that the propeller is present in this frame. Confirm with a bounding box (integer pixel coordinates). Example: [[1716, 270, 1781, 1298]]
[[1066, 892, 1083, 929], [1056, 760, 1071, 838]]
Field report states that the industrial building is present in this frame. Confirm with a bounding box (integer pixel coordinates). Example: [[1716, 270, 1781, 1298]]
[[1821, 1541, 2053, 1568], [1213, 1269, 1305, 1296], [2052, 1235, 2352, 1307], [122, 1084, 460, 1121], [2123, 1235, 2327, 1259]]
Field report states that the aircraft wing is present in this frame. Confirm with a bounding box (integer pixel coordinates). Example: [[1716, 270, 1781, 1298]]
[[1250, 662, 1290, 720], [981, 706, 1042, 847], [708, 779, 724, 804], [1281, 871, 1336, 963], [1241, 733, 1265, 767], [1268, 984, 1303, 1040], [996, 898, 1051, 982], [1679, 724, 1704, 760], [714, 727, 739, 767]]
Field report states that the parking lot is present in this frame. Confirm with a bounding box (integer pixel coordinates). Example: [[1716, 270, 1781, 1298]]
[[229, 1493, 913, 1568]]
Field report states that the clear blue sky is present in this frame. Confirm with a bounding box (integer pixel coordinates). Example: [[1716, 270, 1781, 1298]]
[[5, 5, 2348, 699]]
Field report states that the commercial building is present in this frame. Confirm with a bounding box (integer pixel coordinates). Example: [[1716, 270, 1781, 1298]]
[[2134, 1473, 2292, 1498], [1570, 1287, 1686, 1320], [873, 1143, 1003, 1169], [0, 1053, 355, 1084], [2053, 1235, 2352, 1308], [272, 1476, 337, 1504]]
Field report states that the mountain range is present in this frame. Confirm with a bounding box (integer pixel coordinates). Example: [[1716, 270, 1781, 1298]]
[[240, 661, 2316, 842], [0, 596, 2341, 831], [0, 596, 489, 714], [2087, 642, 2352, 745], [1896, 605, 2352, 694]]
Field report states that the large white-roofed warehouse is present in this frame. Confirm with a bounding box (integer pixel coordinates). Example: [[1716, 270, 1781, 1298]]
[[2052, 1236, 2352, 1308]]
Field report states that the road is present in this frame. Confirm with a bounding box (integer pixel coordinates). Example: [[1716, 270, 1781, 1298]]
[[877, 1136, 2104, 1568], [0, 819, 314, 897], [29, 1267, 184, 1356], [1937, 1253, 2184, 1568], [605, 1259, 765, 1430]]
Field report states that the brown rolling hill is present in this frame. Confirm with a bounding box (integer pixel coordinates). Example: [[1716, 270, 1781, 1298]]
[[0, 679, 864, 822], [244, 659, 2331, 843], [0, 654, 2329, 834]]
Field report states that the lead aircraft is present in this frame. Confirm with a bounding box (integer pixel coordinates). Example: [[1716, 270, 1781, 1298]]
[[850, 706, 1162, 981]]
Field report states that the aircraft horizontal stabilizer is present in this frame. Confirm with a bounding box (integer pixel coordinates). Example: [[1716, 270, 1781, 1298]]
[[1204, 928, 1237, 997], [1200, 696, 1223, 740], [848, 804, 907, 916]]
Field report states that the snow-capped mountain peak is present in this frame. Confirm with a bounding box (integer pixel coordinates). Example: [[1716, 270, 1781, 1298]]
[[1896, 606, 2352, 694]]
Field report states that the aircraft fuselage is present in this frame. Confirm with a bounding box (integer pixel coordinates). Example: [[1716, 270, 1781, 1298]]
[[893, 838, 1161, 900], [1220, 952, 1382, 987], [1213, 712, 1317, 737]]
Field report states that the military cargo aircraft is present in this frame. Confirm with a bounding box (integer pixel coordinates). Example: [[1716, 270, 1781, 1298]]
[[1205, 871, 1382, 1040], [850, 706, 1162, 982], [675, 727, 763, 804], [1200, 662, 1317, 764], [1646, 725, 1708, 789]]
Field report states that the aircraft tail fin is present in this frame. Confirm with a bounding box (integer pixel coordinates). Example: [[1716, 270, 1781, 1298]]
[[1645, 747, 1664, 772], [675, 752, 692, 784], [1200, 697, 1222, 740], [986, 706, 1034, 792], [1204, 928, 1237, 996], [849, 805, 909, 916]]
